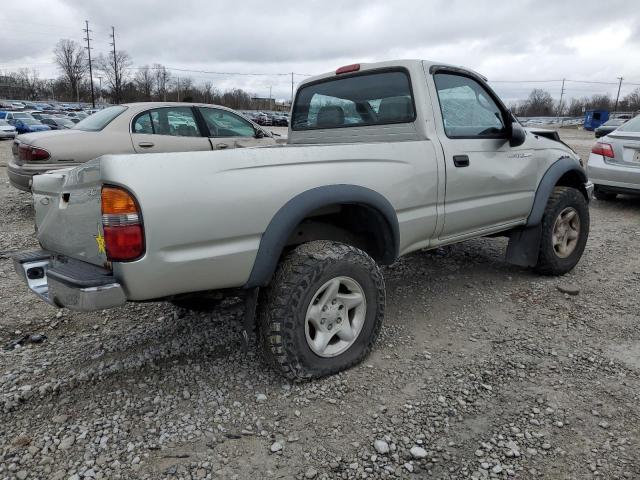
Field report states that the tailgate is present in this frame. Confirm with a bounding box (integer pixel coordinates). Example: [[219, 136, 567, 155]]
[[32, 159, 108, 267]]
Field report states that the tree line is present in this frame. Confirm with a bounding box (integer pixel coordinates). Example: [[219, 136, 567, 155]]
[[509, 88, 640, 117], [3, 38, 640, 117], [0, 38, 275, 110]]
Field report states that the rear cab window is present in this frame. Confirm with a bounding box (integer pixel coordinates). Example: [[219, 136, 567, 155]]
[[292, 69, 416, 130]]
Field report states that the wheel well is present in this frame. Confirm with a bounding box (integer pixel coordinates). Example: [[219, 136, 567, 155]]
[[556, 170, 588, 199], [284, 203, 396, 264]]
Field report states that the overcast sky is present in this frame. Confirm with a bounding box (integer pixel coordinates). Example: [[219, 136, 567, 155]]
[[1, 0, 639, 103]]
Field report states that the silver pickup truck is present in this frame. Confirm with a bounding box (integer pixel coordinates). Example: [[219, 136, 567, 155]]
[[14, 60, 593, 380]]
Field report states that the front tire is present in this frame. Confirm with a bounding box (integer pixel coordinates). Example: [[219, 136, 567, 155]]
[[258, 241, 385, 380], [534, 186, 589, 276]]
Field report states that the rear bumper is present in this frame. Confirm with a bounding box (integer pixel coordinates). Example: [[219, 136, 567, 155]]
[[8, 159, 74, 192], [588, 153, 640, 193], [13, 250, 126, 311]]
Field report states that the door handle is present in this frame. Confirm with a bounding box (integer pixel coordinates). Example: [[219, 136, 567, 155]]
[[138, 142, 154, 148], [216, 143, 229, 149], [453, 155, 470, 167]]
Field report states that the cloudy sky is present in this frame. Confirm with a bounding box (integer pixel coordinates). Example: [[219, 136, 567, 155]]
[[1, 0, 639, 103]]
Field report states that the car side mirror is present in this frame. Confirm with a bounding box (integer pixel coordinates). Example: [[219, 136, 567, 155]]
[[254, 128, 268, 139], [509, 122, 526, 147]]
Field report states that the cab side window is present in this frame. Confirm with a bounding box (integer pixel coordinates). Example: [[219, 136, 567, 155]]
[[198, 108, 255, 137], [434, 73, 506, 138], [132, 107, 201, 137]]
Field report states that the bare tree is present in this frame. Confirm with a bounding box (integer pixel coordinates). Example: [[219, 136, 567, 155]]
[[53, 39, 88, 101], [524, 89, 555, 116], [96, 50, 132, 104], [153, 64, 171, 101], [134, 65, 155, 100], [623, 88, 640, 112], [16, 69, 42, 100], [201, 81, 214, 104]]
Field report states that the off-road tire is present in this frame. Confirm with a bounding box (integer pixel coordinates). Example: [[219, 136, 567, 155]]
[[593, 186, 617, 201], [534, 186, 589, 276], [258, 240, 385, 380]]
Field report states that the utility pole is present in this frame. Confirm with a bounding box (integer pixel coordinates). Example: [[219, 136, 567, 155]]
[[96, 76, 102, 102], [614, 77, 623, 114], [84, 20, 95, 108], [557, 78, 566, 125], [291, 72, 294, 106], [109, 26, 119, 104]]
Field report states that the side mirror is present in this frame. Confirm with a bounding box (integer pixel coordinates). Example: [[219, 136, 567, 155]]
[[509, 122, 526, 147], [254, 128, 266, 139]]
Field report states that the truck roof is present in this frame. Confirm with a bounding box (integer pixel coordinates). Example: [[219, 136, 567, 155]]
[[298, 59, 487, 89]]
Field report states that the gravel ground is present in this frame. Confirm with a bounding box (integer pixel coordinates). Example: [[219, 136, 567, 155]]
[[1, 129, 639, 480]]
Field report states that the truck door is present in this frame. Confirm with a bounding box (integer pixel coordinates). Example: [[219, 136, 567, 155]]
[[130, 106, 212, 153], [429, 71, 537, 239]]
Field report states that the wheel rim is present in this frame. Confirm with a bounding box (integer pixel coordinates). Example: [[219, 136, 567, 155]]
[[304, 276, 367, 358], [552, 207, 581, 258]]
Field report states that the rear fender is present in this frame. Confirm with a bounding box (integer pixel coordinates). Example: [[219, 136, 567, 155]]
[[245, 185, 399, 288]]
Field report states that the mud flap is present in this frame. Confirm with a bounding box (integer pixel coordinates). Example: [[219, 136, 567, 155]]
[[506, 225, 542, 267]]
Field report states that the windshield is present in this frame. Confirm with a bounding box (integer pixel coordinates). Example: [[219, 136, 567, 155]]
[[73, 105, 126, 131], [13, 113, 32, 119], [22, 119, 40, 125], [616, 114, 640, 133]]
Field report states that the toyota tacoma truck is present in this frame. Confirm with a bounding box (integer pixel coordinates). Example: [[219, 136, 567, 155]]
[[13, 60, 593, 380]]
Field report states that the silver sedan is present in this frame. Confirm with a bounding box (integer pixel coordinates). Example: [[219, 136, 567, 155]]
[[588, 114, 640, 200], [8, 102, 276, 191]]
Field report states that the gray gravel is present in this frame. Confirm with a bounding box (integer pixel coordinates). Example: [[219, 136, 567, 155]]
[[1, 129, 639, 479]]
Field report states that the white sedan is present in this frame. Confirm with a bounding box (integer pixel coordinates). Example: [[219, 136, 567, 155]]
[[0, 119, 18, 139], [9, 102, 277, 191]]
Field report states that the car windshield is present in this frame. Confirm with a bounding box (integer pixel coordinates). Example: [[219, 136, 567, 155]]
[[615, 115, 640, 133], [73, 105, 126, 131]]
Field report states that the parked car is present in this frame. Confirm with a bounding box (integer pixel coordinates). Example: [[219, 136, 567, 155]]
[[254, 112, 273, 126], [273, 113, 289, 126], [13, 60, 592, 379], [588, 113, 640, 199], [40, 117, 75, 130], [9, 102, 276, 191], [0, 111, 34, 122], [0, 119, 17, 139], [594, 118, 626, 138], [13, 118, 51, 134]]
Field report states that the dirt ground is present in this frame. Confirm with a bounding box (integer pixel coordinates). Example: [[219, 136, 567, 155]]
[[0, 129, 639, 480]]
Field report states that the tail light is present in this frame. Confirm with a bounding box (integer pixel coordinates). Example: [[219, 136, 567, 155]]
[[101, 186, 145, 261], [336, 63, 360, 75], [18, 144, 50, 161], [591, 142, 614, 158]]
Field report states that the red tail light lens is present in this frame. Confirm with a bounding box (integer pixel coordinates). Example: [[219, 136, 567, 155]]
[[591, 142, 614, 158], [101, 186, 145, 262], [18, 144, 50, 161], [103, 225, 144, 261]]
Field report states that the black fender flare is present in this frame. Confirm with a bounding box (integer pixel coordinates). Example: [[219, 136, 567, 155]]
[[526, 156, 587, 227], [507, 156, 587, 267], [245, 185, 400, 288]]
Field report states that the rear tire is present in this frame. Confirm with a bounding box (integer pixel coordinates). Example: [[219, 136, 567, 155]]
[[593, 186, 617, 201], [258, 240, 385, 380], [534, 186, 589, 276]]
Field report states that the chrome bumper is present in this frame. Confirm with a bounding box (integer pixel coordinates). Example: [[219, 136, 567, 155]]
[[13, 251, 126, 311]]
